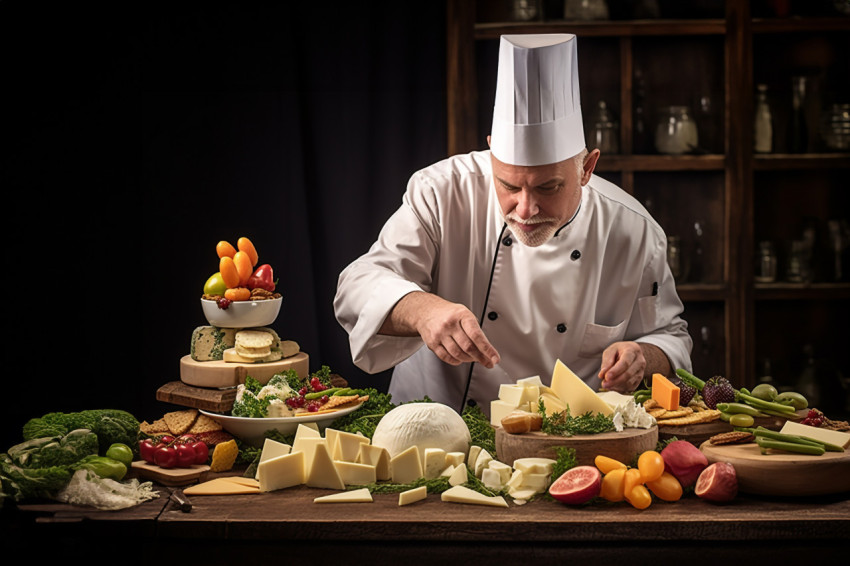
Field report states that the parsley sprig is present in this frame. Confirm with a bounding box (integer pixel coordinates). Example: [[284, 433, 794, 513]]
[[538, 398, 616, 436]]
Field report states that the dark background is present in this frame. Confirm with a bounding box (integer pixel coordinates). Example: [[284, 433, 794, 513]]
[[1, 2, 455, 451]]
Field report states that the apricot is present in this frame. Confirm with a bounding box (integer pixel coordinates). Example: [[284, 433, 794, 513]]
[[224, 287, 251, 301], [237, 237, 259, 266], [216, 240, 237, 259], [219, 256, 241, 289]]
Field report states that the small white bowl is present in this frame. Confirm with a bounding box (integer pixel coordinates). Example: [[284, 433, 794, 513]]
[[200, 296, 282, 328]]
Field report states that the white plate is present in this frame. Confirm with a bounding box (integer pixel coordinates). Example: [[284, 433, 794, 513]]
[[199, 404, 363, 447]]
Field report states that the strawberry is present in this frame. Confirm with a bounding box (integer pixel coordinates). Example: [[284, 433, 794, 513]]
[[702, 376, 736, 409]]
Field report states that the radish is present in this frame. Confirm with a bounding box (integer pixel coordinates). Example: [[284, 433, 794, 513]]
[[548, 466, 602, 505]]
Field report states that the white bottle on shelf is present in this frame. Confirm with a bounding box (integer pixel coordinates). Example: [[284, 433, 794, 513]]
[[754, 84, 773, 153]]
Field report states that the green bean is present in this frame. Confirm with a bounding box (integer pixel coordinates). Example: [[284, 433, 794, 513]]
[[333, 388, 355, 396], [735, 391, 796, 413], [675, 368, 705, 390], [752, 426, 844, 452], [304, 387, 340, 400], [756, 437, 825, 456]]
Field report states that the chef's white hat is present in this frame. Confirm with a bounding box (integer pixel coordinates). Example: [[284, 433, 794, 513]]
[[490, 34, 585, 166]]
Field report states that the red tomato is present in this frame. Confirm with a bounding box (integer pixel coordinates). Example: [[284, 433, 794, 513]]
[[191, 441, 209, 465], [139, 439, 158, 464], [159, 434, 176, 445], [175, 443, 197, 468], [154, 446, 178, 469]]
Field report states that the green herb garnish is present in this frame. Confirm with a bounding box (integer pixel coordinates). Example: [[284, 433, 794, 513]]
[[538, 398, 616, 437]]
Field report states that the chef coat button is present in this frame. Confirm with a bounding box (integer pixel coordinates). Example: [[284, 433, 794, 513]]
[[466, 399, 477, 407], [571, 250, 581, 260], [502, 236, 512, 246], [557, 323, 567, 333], [488, 311, 498, 321]]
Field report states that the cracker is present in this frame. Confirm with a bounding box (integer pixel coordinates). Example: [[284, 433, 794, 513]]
[[163, 409, 199, 435], [710, 431, 754, 445], [235, 329, 274, 349], [656, 409, 722, 426], [140, 418, 170, 434], [655, 407, 694, 420], [189, 413, 223, 434], [322, 394, 361, 410]]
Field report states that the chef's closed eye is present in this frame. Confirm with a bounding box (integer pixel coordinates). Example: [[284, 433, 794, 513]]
[[579, 319, 627, 358]]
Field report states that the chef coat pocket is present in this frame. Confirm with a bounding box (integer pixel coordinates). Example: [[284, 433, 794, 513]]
[[578, 319, 627, 358], [637, 294, 659, 331]]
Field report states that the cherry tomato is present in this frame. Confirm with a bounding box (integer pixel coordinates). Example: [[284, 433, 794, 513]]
[[175, 443, 197, 467], [154, 446, 178, 469], [158, 434, 176, 445], [626, 484, 653, 510], [646, 471, 683, 502], [594, 454, 627, 475], [191, 440, 209, 465], [624, 467, 643, 496], [599, 468, 626, 502], [139, 439, 158, 464], [637, 450, 665, 483]]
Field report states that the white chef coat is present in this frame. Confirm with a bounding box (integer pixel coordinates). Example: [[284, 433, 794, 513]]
[[334, 150, 692, 416]]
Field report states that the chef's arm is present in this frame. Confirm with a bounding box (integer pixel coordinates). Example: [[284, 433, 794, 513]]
[[379, 291, 500, 369]]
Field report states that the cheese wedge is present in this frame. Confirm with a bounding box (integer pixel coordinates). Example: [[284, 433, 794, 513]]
[[183, 477, 260, 496], [448, 462, 468, 486], [423, 448, 447, 479], [255, 438, 292, 479], [512, 457, 557, 475], [335, 461, 377, 486], [779, 421, 850, 448], [313, 487, 373, 503], [257, 450, 305, 492], [335, 430, 371, 463], [440, 485, 508, 508], [358, 444, 391, 481], [398, 485, 428, 506], [305, 442, 345, 490], [651, 373, 680, 411], [390, 445, 423, 484], [550, 359, 613, 417]]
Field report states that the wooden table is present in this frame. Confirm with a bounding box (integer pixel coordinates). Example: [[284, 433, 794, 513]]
[[3, 470, 848, 565]]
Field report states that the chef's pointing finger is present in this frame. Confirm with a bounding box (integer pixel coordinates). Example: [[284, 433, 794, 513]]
[[460, 317, 500, 368]]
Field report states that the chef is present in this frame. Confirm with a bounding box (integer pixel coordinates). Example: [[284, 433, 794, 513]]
[[334, 34, 693, 416]]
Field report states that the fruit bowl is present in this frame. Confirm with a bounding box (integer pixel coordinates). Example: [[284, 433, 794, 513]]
[[201, 296, 282, 328]]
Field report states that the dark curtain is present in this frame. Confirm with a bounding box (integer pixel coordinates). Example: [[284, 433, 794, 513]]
[[1, 2, 450, 450]]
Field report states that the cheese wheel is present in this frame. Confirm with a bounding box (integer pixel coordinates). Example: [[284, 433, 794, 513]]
[[179, 352, 309, 388]]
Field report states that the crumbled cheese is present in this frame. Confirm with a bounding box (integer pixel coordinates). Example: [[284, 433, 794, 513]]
[[611, 401, 656, 432], [258, 381, 294, 400]]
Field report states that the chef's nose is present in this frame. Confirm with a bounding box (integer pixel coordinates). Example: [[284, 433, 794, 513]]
[[515, 188, 539, 219]]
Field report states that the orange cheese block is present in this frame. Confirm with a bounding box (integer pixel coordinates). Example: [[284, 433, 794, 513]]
[[651, 373, 680, 411], [179, 352, 309, 388]]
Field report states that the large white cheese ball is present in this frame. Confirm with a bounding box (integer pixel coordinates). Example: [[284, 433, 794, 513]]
[[371, 402, 471, 459]]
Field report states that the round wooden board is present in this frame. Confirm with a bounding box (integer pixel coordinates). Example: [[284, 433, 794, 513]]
[[495, 426, 658, 467], [657, 410, 807, 447], [700, 440, 850, 496]]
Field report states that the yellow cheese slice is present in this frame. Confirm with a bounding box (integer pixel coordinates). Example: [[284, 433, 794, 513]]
[[313, 487, 373, 503], [448, 462, 468, 486], [398, 485, 427, 506], [305, 442, 345, 490], [183, 477, 260, 496], [440, 485, 508, 508], [257, 450, 305, 492], [358, 444, 391, 481], [779, 421, 850, 448], [390, 445, 422, 484], [335, 430, 371, 463], [549, 359, 614, 417], [335, 461, 377, 485]]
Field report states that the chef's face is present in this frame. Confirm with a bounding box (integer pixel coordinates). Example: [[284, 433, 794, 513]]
[[490, 146, 599, 247]]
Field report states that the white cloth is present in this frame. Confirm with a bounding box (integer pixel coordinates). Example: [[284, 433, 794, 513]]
[[334, 150, 692, 416]]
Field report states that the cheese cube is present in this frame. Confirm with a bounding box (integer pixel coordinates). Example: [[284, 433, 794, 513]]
[[512, 457, 557, 475], [498, 384, 527, 406], [516, 375, 543, 387], [305, 442, 345, 490], [324, 428, 342, 459], [390, 445, 422, 484], [358, 444, 391, 481], [257, 451, 305, 492], [255, 438, 292, 478], [474, 449, 493, 478], [487, 460, 513, 485], [651, 373, 680, 411], [506, 469, 524, 489], [335, 461, 377, 486], [445, 451, 465, 468], [481, 468, 504, 490], [490, 399, 521, 426], [519, 472, 551, 494], [398, 486, 428, 506], [467, 445, 482, 468], [423, 448, 447, 479], [550, 359, 613, 417], [441, 485, 508, 508], [314, 488, 373, 503], [449, 462, 468, 486]]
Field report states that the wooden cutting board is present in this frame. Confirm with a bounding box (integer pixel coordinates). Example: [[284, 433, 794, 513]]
[[495, 426, 658, 467], [700, 440, 850, 496], [130, 460, 211, 486], [658, 410, 807, 447]]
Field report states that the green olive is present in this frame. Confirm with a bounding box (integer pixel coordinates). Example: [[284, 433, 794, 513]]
[[751, 383, 778, 401], [729, 413, 755, 428]]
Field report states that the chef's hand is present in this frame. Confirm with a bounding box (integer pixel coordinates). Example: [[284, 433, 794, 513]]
[[380, 291, 501, 368], [598, 341, 647, 393]]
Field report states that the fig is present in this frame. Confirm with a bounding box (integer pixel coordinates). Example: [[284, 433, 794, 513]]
[[695, 462, 738, 502], [660, 440, 708, 488], [549, 465, 602, 505]]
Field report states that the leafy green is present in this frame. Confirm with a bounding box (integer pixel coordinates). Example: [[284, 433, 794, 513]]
[[72, 455, 127, 481], [538, 398, 616, 436], [548, 446, 578, 483], [22, 409, 140, 455], [462, 404, 496, 458]]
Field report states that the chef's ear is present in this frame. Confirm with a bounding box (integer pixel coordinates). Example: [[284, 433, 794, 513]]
[[486, 135, 491, 148], [581, 148, 601, 185]]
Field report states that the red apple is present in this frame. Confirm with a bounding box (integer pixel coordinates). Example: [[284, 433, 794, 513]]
[[660, 440, 709, 488], [695, 462, 738, 502], [549, 466, 602, 505]]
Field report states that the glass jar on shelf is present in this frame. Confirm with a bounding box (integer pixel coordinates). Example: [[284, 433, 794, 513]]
[[754, 84, 774, 153], [754, 240, 778, 283], [588, 100, 619, 154], [820, 102, 850, 152], [655, 106, 698, 155]]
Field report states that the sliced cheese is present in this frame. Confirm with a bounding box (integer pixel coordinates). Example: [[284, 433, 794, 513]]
[[335, 430, 371, 463], [398, 485, 428, 506], [516, 375, 543, 387], [517, 471, 550, 494], [651, 373, 680, 411], [358, 444, 391, 481], [423, 448, 447, 479], [779, 421, 850, 449], [473, 449, 493, 478], [440, 464, 456, 477], [490, 399, 521, 427], [255, 438, 293, 479], [313, 487, 373, 503], [538, 392, 567, 416], [305, 441, 345, 490], [335, 461, 377, 486], [183, 477, 260, 496], [390, 445, 423, 484], [257, 451, 305, 492], [445, 451, 466, 468], [507, 487, 539, 501], [487, 460, 513, 485], [448, 462, 468, 486], [512, 457, 557, 475], [292, 437, 327, 478], [441, 485, 508, 508], [467, 445, 482, 468], [481, 468, 503, 490], [550, 359, 613, 417]]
